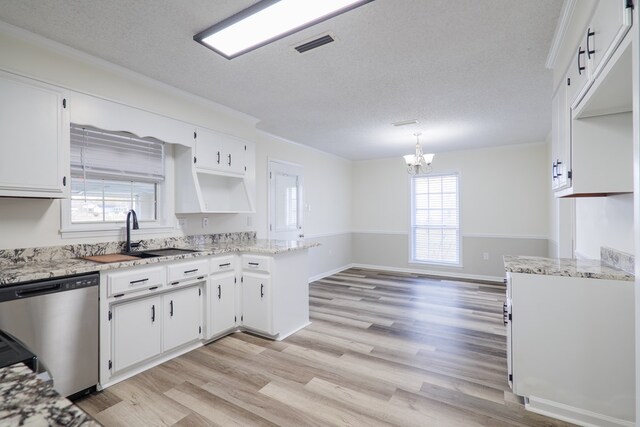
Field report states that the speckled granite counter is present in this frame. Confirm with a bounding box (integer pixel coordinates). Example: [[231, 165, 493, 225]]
[[0, 233, 320, 286], [0, 363, 99, 426], [504, 255, 634, 281]]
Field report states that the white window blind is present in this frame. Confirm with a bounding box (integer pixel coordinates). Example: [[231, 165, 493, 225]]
[[411, 173, 460, 265], [70, 124, 164, 182]]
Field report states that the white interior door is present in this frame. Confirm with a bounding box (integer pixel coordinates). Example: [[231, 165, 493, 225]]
[[268, 160, 304, 240]]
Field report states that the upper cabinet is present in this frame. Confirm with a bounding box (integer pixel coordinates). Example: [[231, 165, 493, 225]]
[[549, 0, 634, 197], [566, 0, 632, 108], [195, 128, 247, 176], [175, 127, 256, 214], [0, 70, 69, 198]]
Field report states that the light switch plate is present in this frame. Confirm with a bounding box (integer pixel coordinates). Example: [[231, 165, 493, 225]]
[[202, 217, 209, 228]]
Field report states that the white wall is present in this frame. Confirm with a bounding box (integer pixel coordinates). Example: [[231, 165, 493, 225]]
[[352, 143, 550, 279]]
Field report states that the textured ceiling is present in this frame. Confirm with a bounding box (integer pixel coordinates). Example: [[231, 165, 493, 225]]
[[0, 0, 563, 160]]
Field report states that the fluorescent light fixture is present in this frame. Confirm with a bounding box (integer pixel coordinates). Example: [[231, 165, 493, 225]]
[[194, 0, 373, 59]]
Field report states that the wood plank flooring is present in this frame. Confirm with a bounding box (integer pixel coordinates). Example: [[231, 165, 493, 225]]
[[76, 268, 575, 426]]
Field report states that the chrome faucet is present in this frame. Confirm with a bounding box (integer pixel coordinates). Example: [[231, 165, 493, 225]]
[[125, 209, 139, 253]]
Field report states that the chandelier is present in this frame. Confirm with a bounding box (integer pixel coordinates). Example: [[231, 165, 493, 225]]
[[403, 133, 434, 175]]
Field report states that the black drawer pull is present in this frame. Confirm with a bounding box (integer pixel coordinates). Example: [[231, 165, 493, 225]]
[[113, 293, 125, 298], [170, 300, 174, 317], [184, 269, 198, 274], [171, 281, 179, 286], [149, 286, 159, 291], [219, 263, 231, 267], [151, 304, 156, 322], [248, 262, 259, 266], [260, 283, 264, 298], [130, 278, 149, 285], [217, 151, 221, 164], [197, 276, 205, 280], [218, 284, 221, 299]]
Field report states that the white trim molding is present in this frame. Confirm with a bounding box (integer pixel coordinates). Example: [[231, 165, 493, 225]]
[[545, 0, 578, 69], [308, 264, 353, 283], [305, 231, 352, 239], [462, 233, 549, 240], [351, 230, 408, 235]]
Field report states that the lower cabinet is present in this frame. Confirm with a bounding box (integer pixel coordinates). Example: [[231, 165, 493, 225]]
[[209, 271, 237, 337], [163, 285, 203, 352], [110, 285, 202, 374], [112, 295, 162, 373], [241, 272, 272, 335]]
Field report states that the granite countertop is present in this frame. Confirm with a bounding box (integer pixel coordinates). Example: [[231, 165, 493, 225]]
[[0, 363, 99, 426], [503, 255, 634, 281], [0, 238, 319, 286]]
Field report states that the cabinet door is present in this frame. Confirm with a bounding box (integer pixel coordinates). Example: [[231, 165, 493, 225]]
[[112, 296, 162, 372], [588, 0, 632, 77], [195, 128, 224, 172], [566, 43, 590, 107], [209, 272, 237, 337], [225, 138, 246, 175], [0, 71, 69, 198], [163, 285, 202, 352], [241, 273, 272, 335]]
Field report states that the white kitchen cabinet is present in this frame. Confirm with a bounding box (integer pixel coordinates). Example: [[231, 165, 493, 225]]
[[0, 70, 69, 198], [507, 272, 634, 426], [195, 127, 247, 176], [550, 80, 571, 191], [241, 272, 272, 335], [112, 295, 162, 373], [174, 135, 256, 214], [163, 285, 203, 352], [566, 0, 631, 108], [208, 271, 237, 337], [586, 0, 632, 80]]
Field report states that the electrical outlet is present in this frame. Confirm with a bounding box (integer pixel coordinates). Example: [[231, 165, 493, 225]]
[[202, 217, 209, 228], [483, 252, 489, 261]]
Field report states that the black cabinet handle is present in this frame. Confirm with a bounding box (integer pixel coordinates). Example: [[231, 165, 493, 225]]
[[62, 176, 67, 186], [218, 284, 221, 299], [556, 159, 563, 177], [151, 304, 155, 322], [248, 262, 259, 267], [228, 154, 232, 166], [170, 300, 174, 317], [577, 47, 586, 75], [184, 269, 198, 274], [552, 162, 557, 179], [217, 151, 221, 164], [219, 263, 231, 267], [130, 278, 149, 285], [260, 283, 264, 298], [503, 302, 508, 326], [586, 28, 595, 59]]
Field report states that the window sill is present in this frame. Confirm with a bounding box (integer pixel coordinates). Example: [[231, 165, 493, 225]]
[[409, 260, 463, 269], [59, 224, 176, 240]]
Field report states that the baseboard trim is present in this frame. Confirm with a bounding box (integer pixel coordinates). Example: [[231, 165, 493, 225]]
[[350, 263, 505, 284], [525, 396, 634, 427], [308, 264, 353, 283]]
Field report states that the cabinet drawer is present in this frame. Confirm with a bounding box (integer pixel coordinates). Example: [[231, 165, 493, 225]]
[[167, 259, 208, 283], [210, 255, 235, 274], [107, 266, 165, 297], [242, 255, 271, 273]]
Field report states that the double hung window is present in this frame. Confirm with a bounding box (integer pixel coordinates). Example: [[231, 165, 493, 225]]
[[69, 124, 164, 224], [410, 173, 460, 265]]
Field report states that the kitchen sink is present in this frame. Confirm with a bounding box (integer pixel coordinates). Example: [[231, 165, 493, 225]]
[[124, 248, 200, 258]]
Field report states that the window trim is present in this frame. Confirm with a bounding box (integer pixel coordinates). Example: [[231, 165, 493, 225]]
[[408, 171, 463, 267], [60, 143, 175, 239]]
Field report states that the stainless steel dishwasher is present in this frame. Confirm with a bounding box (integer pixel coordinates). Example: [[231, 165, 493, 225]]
[[0, 272, 99, 398]]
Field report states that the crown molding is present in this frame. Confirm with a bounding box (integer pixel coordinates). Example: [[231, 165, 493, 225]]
[[256, 129, 351, 161], [546, 0, 577, 70], [0, 20, 259, 126]]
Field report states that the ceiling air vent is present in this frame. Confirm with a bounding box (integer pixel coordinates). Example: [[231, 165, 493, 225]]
[[294, 34, 335, 53]]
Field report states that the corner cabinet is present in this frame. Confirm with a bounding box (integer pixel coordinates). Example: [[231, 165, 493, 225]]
[[0, 70, 69, 198], [174, 127, 256, 213]]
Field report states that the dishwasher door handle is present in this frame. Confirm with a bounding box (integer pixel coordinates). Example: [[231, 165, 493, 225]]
[[16, 284, 61, 298]]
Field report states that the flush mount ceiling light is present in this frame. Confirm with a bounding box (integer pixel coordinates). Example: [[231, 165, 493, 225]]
[[404, 133, 435, 175], [193, 0, 373, 59]]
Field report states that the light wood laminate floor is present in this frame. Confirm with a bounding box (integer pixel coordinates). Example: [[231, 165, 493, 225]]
[[76, 268, 574, 426]]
